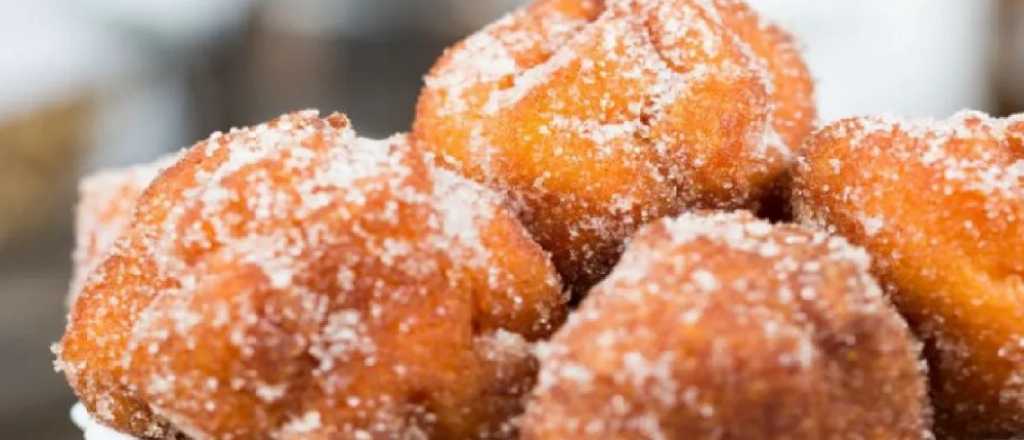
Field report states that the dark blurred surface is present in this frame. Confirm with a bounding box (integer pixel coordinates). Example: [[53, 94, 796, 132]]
[[0, 1, 1021, 438], [997, 0, 1024, 116], [187, 20, 451, 140], [0, 235, 76, 438]]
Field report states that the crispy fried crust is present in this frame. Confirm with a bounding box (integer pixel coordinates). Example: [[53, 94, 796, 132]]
[[521, 211, 931, 439], [794, 112, 1024, 438], [412, 0, 815, 293], [56, 111, 566, 439]]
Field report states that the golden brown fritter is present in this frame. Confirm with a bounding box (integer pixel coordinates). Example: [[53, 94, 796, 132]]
[[412, 0, 815, 293], [56, 111, 567, 439], [521, 211, 931, 439], [69, 155, 178, 306], [794, 111, 1024, 438], [712, 0, 815, 150]]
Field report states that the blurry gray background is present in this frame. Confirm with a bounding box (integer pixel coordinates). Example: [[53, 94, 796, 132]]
[[0, 1, 1020, 437]]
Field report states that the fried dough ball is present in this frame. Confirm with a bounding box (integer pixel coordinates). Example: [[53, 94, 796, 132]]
[[56, 111, 567, 439], [69, 155, 178, 305], [793, 111, 1024, 438], [413, 0, 815, 292], [521, 211, 931, 439]]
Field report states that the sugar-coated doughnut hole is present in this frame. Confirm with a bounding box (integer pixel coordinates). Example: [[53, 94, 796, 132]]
[[794, 111, 1024, 438], [521, 211, 931, 439], [413, 0, 815, 293], [57, 111, 567, 439]]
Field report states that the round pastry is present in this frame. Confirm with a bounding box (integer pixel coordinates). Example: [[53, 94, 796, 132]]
[[520, 211, 931, 439], [413, 0, 815, 292], [69, 155, 178, 305], [793, 111, 1024, 438], [56, 111, 567, 439]]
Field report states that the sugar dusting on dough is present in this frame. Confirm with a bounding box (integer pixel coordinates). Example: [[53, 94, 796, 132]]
[[69, 154, 181, 305], [59, 110, 564, 439], [523, 211, 930, 438], [794, 110, 1024, 436], [416, 0, 811, 290]]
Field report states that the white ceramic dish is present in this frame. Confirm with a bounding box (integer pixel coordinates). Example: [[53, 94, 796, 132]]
[[71, 403, 137, 440]]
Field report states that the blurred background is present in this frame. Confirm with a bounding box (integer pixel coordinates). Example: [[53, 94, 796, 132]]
[[0, 0, 1020, 437]]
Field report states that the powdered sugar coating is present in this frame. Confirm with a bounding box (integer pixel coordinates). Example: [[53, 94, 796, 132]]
[[57, 111, 565, 439], [413, 0, 815, 292], [794, 111, 1024, 438], [522, 211, 931, 439]]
